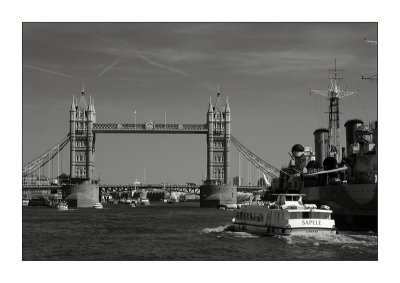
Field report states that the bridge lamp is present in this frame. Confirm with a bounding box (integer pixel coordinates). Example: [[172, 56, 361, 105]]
[[134, 110, 136, 128]]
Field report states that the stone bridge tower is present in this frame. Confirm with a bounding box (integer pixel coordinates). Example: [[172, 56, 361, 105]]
[[202, 90, 236, 207], [69, 86, 96, 182], [67, 86, 98, 207], [206, 91, 231, 185]]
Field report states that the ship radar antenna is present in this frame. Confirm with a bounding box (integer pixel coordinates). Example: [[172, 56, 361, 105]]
[[310, 59, 359, 162], [362, 36, 378, 82]]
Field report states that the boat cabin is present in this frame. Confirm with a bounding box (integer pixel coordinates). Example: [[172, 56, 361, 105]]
[[272, 194, 304, 209]]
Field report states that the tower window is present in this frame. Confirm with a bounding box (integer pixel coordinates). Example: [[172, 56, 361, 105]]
[[76, 167, 86, 177], [213, 168, 224, 180], [214, 155, 224, 162]]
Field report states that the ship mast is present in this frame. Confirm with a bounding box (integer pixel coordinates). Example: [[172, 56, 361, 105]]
[[310, 59, 359, 162]]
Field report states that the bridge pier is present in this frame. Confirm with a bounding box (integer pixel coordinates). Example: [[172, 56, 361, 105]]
[[65, 181, 99, 207], [199, 181, 237, 207]]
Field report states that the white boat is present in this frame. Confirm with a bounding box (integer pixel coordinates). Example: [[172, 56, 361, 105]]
[[140, 199, 150, 205], [22, 199, 29, 206], [93, 202, 103, 209], [232, 194, 336, 236], [57, 201, 68, 211], [130, 201, 136, 208]]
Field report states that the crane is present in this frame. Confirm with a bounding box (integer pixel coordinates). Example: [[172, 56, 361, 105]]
[[310, 59, 359, 163]]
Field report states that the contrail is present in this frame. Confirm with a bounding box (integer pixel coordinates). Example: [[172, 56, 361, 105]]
[[85, 32, 116, 46], [23, 64, 83, 80], [132, 50, 188, 77], [80, 29, 188, 78], [96, 57, 122, 78]]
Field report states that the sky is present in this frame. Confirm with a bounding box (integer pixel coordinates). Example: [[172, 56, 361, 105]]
[[22, 23, 377, 185]]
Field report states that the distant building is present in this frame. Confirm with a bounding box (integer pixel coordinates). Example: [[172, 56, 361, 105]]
[[257, 178, 266, 187], [233, 176, 243, 186]]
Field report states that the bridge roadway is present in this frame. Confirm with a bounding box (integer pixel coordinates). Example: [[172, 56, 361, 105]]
[[22, 184, 266, 195]]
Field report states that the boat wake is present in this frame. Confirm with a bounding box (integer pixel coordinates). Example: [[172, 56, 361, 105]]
[[202, 225, 230, 234], [278, 231, 377, 248], [201, 225, 259, 238]]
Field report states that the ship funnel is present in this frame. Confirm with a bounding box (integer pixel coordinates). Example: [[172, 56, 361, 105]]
[[344, 119, 364, 156], [313, 128, 329, 168]]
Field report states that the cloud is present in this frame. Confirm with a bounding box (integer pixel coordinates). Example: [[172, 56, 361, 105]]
[[223, 50, 356, 75]]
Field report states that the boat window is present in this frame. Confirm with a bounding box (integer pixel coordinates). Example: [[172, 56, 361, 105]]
[[302, 212, 310, 219], [289, 212, 302, 219], [310, 212, 330, 219]]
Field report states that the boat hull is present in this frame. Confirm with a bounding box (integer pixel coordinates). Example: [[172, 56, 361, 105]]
[[28, 198, 51, 207], [232, 223, 336, 236]]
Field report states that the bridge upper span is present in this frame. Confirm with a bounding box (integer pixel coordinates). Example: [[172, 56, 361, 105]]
[[93, 123, 208, 134]]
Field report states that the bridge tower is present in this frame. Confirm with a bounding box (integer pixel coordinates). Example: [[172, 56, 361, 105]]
[[70, 85, 96, 181], [206, 91, 231, 185], [67, 85, 99, 207], [202, 89, 236, 207]]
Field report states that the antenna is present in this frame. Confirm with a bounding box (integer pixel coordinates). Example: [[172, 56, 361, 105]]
[[362, 36, 378, 81], [310, 59, 359, 162], [364, 36, 378, 45]]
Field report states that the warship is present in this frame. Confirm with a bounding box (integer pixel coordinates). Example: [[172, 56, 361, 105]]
[[270, 63, 377, 231]]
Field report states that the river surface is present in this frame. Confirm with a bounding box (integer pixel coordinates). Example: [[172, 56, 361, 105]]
[[22, 202, 377, 260]]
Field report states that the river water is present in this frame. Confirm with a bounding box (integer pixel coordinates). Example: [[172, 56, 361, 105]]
[[22, 202, 377, 261]]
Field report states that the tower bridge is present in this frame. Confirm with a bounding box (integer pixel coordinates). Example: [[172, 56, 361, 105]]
[[23, 85, 280, 207]]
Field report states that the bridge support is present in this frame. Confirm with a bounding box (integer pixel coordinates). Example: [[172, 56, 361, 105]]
[[200, 181, 237, 207], [65, 181, 99, 207]]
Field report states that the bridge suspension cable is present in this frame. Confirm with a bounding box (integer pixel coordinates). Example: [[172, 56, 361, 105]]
[[23, 134, 70, 177], [230, 136, 287, 180]]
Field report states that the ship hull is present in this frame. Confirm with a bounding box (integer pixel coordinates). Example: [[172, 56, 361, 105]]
[[299, 183, 377, 231]]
